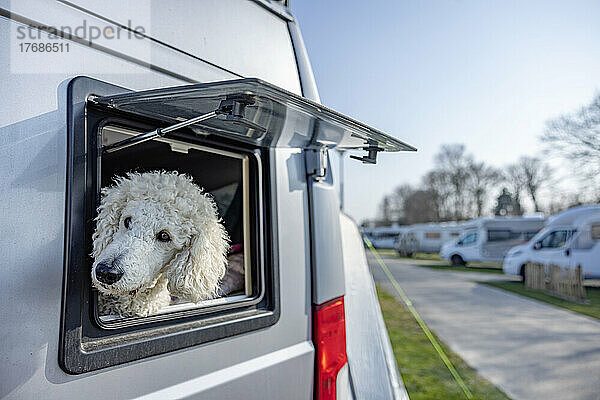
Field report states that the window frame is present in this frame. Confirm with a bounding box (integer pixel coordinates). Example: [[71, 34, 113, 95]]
[[60, 76, 281, 375]]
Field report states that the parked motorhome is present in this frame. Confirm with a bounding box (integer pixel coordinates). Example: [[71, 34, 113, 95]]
[[395, 222, 464, 256], [0, 1, 413, 399], [503, 205, 600, 279], [362, 225, 409, 249], [440, 217, 545, 265]]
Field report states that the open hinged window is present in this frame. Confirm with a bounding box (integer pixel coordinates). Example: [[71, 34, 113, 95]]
[[90, 77, 415, 156], [61, 76, 414, 374]]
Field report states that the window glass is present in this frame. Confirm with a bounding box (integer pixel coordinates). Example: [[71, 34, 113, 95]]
[[425, 232, 441, 239], [461, 232, 478, 245], [487, 229, 511, 242], [592, 225, 600, 240], [540, 231, 555, 248], [540, 230, 569, 248]]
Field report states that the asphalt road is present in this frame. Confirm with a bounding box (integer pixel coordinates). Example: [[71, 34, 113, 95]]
[[369, 253, 600, 400]]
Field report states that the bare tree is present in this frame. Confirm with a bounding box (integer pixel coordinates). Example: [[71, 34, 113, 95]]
[[434, 144, 473, 220], [402, 189, 440, 224], [517, 156, 552, 212], [505, 164, 526, 215], [422, 170, 451, 221], [542, 93, 600, 187], [467, 161, 502, 217], [505, 157, 552, 213], [377, 195, 393, 225]]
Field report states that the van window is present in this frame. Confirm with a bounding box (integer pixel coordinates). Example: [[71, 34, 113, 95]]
[[60, 77, 280, 374], [461, 232, 478, 245], [540, 230, 570, 248]]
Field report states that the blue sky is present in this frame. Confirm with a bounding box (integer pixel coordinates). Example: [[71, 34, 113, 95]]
[[291, 0, 600, 223]]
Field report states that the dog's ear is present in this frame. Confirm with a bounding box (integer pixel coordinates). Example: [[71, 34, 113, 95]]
[[166, 221, 229, 303], [91, 179, 129, 258]]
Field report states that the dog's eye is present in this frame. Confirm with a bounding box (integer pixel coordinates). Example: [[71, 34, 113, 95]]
[[123, 217, 132, 229], [156, 230, 171, 242]]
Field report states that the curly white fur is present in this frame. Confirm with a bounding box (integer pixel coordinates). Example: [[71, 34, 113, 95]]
[[91, 171, 230, 317]]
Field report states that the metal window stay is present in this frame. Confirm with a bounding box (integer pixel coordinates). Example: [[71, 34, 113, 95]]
[[96, 94, 266, 153]]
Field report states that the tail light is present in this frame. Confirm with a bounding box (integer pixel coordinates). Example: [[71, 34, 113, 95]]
[[313, 297, 347, 400]]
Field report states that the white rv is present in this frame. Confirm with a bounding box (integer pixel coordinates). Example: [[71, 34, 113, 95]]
[[362, 225, 408, 249], [395, 222, 464, 256], [440, 217, 545, 265], [504, 205, 600, 279]]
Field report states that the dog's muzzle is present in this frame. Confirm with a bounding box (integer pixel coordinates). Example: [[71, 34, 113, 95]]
[[95, 262, 124, 285]]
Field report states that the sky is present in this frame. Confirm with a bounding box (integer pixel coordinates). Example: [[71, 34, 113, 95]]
[[291, 0, 600, 223]]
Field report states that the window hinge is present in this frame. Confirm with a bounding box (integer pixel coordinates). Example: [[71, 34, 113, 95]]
[[306, 147, 328, 181], [349, 138, 384, 164]]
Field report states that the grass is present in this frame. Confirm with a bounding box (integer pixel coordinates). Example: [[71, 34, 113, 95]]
[[376, 249, 441, 261], [373, 248, 503, 274], [416, 264, 503, 274], [481, 281, 600, 320], [377, 286, 510, 400]]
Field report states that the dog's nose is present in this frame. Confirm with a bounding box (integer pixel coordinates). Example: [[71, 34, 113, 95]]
[[95, 262, 123, 285]]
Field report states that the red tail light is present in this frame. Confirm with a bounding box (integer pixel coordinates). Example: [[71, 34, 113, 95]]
[[313, 297, 347, 400]]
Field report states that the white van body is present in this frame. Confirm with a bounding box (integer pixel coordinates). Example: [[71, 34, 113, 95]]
[[503, 205, 600, 279], [362, 225, 408, 249], [440, 217, 545, 265], [395, 222, 464, 256], [0, 1, 412, 399]]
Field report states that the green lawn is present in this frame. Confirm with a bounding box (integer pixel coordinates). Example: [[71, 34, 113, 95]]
[[481, 281, 600, 320], [415, 264, 503, 274], [377, 286, 510, 400], [376, 249, 441, 261], [373, 248, 503, 274]]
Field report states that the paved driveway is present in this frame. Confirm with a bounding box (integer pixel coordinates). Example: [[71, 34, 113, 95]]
[[369, 253, 600, 400]]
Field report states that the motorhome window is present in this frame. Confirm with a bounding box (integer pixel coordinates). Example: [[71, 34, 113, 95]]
[[592, 225, 600, 240], [487, 230, 511, 242], [450, 232, 460, 237], [96, 126, 256, 323], [375, 232, 400, 239], [425, 232, 441, 239]]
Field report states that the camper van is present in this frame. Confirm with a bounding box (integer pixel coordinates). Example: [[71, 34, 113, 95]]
[[503, 205, 600, 279], [0, 1, 413, 399], [440, 217, 545, 265], [362, 225, 408, 249], [395, 222, 464, 256]]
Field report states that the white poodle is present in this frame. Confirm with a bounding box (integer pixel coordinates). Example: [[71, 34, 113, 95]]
[[91, 171, 230, 318]]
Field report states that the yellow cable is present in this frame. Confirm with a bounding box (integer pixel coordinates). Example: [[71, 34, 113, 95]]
[[365, 238, 474, 400]]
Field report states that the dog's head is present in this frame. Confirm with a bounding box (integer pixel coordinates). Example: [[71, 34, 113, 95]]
[[91, 171, 229, 303]]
